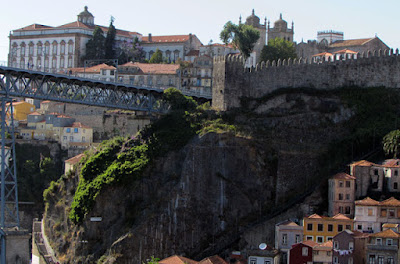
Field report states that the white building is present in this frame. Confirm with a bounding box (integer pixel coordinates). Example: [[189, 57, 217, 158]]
[[8, 6, 141, 73]]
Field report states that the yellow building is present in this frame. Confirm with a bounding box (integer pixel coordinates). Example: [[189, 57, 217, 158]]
[[6, 101, 35, 121], [303, 213, 354, 243]]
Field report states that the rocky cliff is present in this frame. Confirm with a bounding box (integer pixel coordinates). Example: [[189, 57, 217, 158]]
[[43, 87, 400, 263]]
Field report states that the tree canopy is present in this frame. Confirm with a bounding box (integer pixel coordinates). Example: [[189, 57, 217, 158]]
[[220, 21, 260, 58], [260, 37, 297, 63], [85, 26, 105, 60], [149, 49, 164, 63], [105, 17, 117, 59], [383, 129, 400, 158]]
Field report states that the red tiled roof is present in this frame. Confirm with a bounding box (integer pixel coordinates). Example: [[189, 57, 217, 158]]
[[68, 63, 116, 74], [57, 22, 141, 37], [332, 213, 351, 220], [382, 223, 399, 228], [317, 240, 333, 250], [350, 160, 376, 167], [6, 101, 32, 106], [370, 229, 400, 238], [28, 111, 42, 116], [15, 24, 53, 31], [329, 38, 374, 48], [302, 240, 319, 247], [70, 122, 91, 129], [380, 197, 400, 207], [383, 159, 400, 167], [312, 52, 333, 57], [47, 112, 59, 116], [276, 220, 299, 227], [186, 50, 200, 56], [331, 173, 355, 180], [142, 35, 191, 43], [306, 214, 322, 219], [120, 62, 179, 75], [355, 197, 380, 206], [65, 153, 85, 165], [41, 100, 51, 104], [333, 49, 357, 54], [159, 255, 198, 264], [198, 255, 228, 264], [56, 114, 72, 119]]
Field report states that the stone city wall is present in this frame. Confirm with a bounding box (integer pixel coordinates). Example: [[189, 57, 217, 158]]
[[212, 49, 400, 110]]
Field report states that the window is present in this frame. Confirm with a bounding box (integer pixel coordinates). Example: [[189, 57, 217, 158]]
[[388, 257, 394, 264], [313, 250, 319, 255], [66, 128, 71, 133], [307, 223, 313, 231], [44, 42, 50, 55], [249, 258, 256, 264], [333, 241, 339, 249], [389, 209, 395, 218], [349, 241, 354, 250], [52, 43, 57, 55], [339, 193, 343, 200], [327, 236, 333, 241], [357, 224, 362, 230], [338, 225, 343, 232], [387, 239, 393, 246], [333, 256, 338, 264], [37, 44, 43, 55], [82, 136, 86, 142], [316, 236, 324, 243], [339, 181, 344, 187], [110, 70, 114, 76], [346, 181, 351, 187], [29, 45, 34, 56], [346, 194, 350, 200], [381, 209, 387, 217], [378, 256, 384, 264], [60, 57, 64, 68], [68, 41, 74, 54], [52, 57, 57, 68], [20, 44, 25, 56], [395, 170, 398, 176], [374, 169, 379, 175], [264, 260, 271, 264], [282, 234, 287, 245], [394, 182, 398, 189], [345, 207, 351, 215], [295, 234, 301, 243], [368, 208, 374, 216], [63, 136, 67, 140], [376, 238, 382, 245], [60, 42, 65, 54], [318, 224, 323, 232], [302, 247, 308, 256], [306, 236, 313, 241], [346, 224, 351, 230], [369, 254, 376, 264], [339, 206, 344, 213], [70, 136, 73, 141], [74, 128, 78, 133], [328, 224, 333, 232], [68, 56, 73, 68]]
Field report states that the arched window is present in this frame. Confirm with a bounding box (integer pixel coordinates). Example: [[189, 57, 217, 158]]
[[166, 50, 171, 62], [67, 56, 73, 68], [44, 57, 49, 70], [28, 42, 34, 56], [52, 56, 57, 69], [12, 58, 17, 68], [20, 57, 25, 68], [11, 43, 18, 58], [36, 56, 42, 69], [28, 58, 33, 69], [20, 42, 26, 56], [60, 41, 66, 54], [174, 50, 180, 61], [52, 41, 58, 55], [68, 40, 74, 54], [148, 51, 154, 60], [44, 41, 50, 55], [60, 56, 65, 69], [37, 42, 43, 56]]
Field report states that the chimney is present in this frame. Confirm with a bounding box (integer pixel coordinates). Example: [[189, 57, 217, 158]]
[[148, 33, 152, 42]]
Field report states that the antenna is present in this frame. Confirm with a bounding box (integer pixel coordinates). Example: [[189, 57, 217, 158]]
[[259, 243, 267, 250]]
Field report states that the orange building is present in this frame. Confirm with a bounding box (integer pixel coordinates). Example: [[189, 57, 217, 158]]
[[303, 213, 354, 243]]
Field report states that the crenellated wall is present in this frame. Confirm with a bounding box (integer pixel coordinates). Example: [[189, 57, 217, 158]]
[[212, 49, 400, 110]]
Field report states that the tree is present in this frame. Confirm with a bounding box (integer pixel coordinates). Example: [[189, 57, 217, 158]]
[[143, 256, 160, 264], [105, 17, 117, 59], [149, 49, 164, 63], [220, 21, 260, 58], [383, 129, 400, 158], [260, 37, 297, 62], [85, 26, 105, 60]]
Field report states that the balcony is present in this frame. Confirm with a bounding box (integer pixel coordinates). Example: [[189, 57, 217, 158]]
[[367, 244, 398, 251]]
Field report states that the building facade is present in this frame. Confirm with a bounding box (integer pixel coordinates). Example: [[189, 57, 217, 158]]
[[8, 6, 141, 72], [275, 220, 303, 264], [366, 229, 400, 264], [267, 14, 294, 43], [329, 173, 356, 218]]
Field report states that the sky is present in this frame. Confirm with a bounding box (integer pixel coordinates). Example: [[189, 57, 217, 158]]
[[1, 0, 400, 63]]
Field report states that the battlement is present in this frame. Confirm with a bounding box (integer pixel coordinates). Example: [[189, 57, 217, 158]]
[[212, 49, 400, 110]]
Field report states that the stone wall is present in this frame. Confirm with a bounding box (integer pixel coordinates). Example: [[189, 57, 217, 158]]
[[212, 49, 400, 110]]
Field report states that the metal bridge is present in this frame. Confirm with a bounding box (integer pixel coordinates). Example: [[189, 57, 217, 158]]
[[0, 66, 212, 262]]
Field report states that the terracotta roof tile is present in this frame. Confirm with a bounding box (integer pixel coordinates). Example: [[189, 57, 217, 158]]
[[351, 160, 377, 167], [333, 49, 357, 54], [383, 159, 400, 167], [355, 197, 380, 206], [159, 255, 198, 264], [312, 52, 333, 57], [380, 197, 400, 207], [302, 240, 319, 247], [370, 229, 400, 238], [65, 153, 85, 165], [15, 24, 53, 31], [329, 38, 374, 48], [306, 213, 322, 219], [198, 255, 228, 264], [120, 62, 179, 75], [28, 111, 42, 116], [331, 173, 355, 180], [382, 223, 399, 228], [332, 213, 351, 220], [276, 220, 299, 227], [142, 35, 191, 43], [69, 122, 91, 129]]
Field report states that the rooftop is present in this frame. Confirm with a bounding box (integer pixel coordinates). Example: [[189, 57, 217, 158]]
[[120, 62, 179, 75], [65, 153, 85, 165], [142, 34, 193, 43], [159, 255, 198, 264], [370, 229, 400, 238]]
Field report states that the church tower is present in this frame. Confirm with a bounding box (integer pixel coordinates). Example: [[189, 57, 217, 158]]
[[242, 9, 266, 65], [77, 6, 95, 26], [267, 14, 294, 43]]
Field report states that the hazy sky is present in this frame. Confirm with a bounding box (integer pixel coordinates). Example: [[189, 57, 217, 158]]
[[1, 0, 399, 63]]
